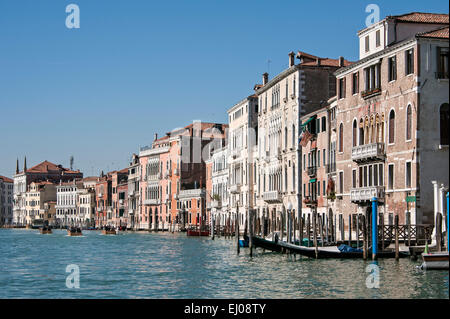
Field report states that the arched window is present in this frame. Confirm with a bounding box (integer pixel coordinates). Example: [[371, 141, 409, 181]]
[[388, 110, 395, 144], [339, 123, 343, 152], [359, 119, 364, 145], [285, 126, 288, 149], [440, 103, 449, 145], [406, 105, 412, 141], [352, 120, 357, 147]]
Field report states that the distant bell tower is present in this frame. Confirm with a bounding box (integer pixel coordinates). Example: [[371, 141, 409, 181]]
[[16, 158, 19, 174], [24, 156, 27, 172]]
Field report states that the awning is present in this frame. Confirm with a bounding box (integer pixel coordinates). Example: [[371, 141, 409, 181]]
[[301, 115, 317, 127]]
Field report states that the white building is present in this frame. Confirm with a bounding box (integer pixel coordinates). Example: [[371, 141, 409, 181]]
[[209, 146, 229, 229]]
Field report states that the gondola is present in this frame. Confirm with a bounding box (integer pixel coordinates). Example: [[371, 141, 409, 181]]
[[251, 236, 410, 259]]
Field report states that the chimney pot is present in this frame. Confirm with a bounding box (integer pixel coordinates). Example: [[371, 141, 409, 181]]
[[288, 51, 295, 67], [339, 56, 345, 67], [154, 133, 158, 141], [263, 73, 269, 85]]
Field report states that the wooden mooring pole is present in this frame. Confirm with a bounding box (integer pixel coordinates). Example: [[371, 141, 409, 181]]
[[362, 215, 367, 260], [319, 214, 324, 247], [436, 212, 442, 252], [348, 215, 352, 246], [395, 214, 399, 260], [313, 211, 318, 259], [249, 210, 254, 257]]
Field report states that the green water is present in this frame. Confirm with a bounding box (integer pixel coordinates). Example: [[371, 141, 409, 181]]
[[0, 229, 447, 298]]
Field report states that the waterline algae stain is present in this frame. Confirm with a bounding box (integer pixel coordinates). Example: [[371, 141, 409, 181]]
[[0, 229, 448, 299]]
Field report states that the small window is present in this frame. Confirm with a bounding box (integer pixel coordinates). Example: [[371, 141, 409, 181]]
[[352, 72, 359, 94], [376, 30, 381, 47], [339, 171, 344, 194], [406, 105, 412, 141], [339, 123, 344, 152], [338, 78, 346, 99], [389, 110, 395, 144], [405, 49, 414, 75], [388, 164, 394, 190], [406, 162, 411, 188], [388, 56, 397, 81], [365, 36, 370, 52]]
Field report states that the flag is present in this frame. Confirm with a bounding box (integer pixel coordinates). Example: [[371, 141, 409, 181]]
[[299, 130, 312, 147]]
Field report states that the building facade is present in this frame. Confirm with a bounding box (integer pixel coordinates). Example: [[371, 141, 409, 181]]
[[333, 13, 449, 236], [0, 176, 13, 226]]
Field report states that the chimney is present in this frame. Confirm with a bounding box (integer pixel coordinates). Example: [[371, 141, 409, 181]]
[[154, 133, 158, 141], [316, 57, 321, 66], [339, 56, 345, 67], [288, 51, 295, 67], [263, 73, 269, 85]]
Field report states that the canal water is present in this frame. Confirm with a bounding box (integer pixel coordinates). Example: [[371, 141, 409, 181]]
[[0, 229, 448, 299]]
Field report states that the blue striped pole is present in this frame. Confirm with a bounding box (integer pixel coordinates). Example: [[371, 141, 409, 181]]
[[372, 197, 378, 260]]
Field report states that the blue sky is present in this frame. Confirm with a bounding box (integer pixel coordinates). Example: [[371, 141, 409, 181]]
[[0, 0, 448, 177]]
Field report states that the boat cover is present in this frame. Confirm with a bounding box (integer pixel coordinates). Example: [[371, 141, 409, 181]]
[[338, 244, 363, 253]]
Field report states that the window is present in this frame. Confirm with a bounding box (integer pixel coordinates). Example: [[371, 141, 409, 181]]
[[379, 163, 384, 186], [352, 120, 357, 147], [376, 30, 380, 47], [339, 171, 344, 194], [388, 164, 394, 190], [388, 110, 395, 144], [365, 36, 369, 52], [303, 154, 306, 170], [406, 105, 412, 141], [339, 123, 343, 152], [338, 78, 346, 99], [318, 150, 320, 167], [318, 181, 320, 197], [388, 56, 397, 81], [352, 169, 356, 188], [364, 64, 381, 91], [405, 49, 414, 75], [323, 149, 326, 166], [440, 103, 450, 145], [352, 72, 359, 94], [406, 162, 411, 188], [437, 47, 449, 79], [321, 117, 326, 132]]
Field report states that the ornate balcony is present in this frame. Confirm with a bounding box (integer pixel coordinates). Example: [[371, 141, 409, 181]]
[[350, 186, 384, 203], [263, 190, 282, 203], [352, 142, 385, 163], [303, 195, 317, 207], [230, 184, 241, 194], [361, 87, 381, 99], [307, 166, 317, 177], [143, 199, 161, 205]]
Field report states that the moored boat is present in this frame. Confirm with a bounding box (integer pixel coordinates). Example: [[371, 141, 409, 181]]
[[420, 252, 449, 270], [101, 226, 117, 235], [187, 228, 209, 236]]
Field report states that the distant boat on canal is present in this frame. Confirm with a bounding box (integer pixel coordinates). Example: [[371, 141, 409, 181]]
[[39, 226, 52, 234], [67, 226, 82, 236]]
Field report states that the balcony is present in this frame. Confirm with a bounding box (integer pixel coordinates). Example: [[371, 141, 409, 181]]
[[263, 190, 282, 203], [230, 184, 241, 194], [143, 199, 161, 205], [211, 200, 222, 209], [307, 166, 317, 177], [303, 195, 317, 207], [178, 189, 205, 199], [350, 186, 385, 203], [361, 87, 381, 99], [351, 142, 385, 163]]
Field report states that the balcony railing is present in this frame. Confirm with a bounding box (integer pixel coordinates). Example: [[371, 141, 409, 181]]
[[263, 190, 282, 203], [178, 189, 205, 199], [351, 142, 385, 162], [361, 87, 381, 99], [307, 166, 317, 177], [143, 199, 161, 205], [303, 195, 317, 206], [350, 186, 385, 202], [211, 200, 222, 209], [230, 184, 241, 194]]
